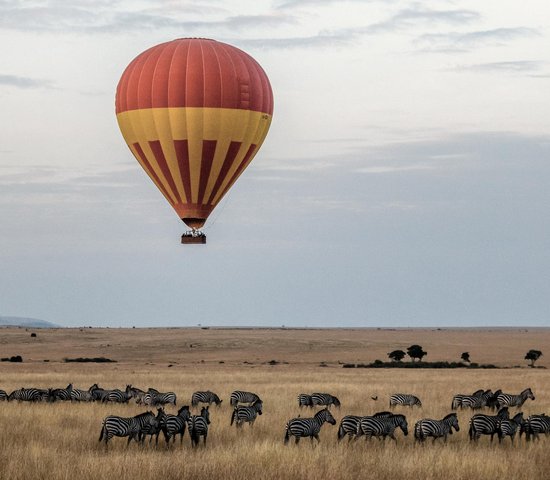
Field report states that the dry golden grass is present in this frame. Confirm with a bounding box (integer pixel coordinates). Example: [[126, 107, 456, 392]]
[[0, 327, 548, 479]]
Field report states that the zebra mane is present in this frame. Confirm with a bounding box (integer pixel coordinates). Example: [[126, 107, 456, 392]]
[[134, 411, 154, 418], [443, 413, 457, 421]]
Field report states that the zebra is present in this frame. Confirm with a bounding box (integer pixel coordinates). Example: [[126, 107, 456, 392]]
[[389, 394, 422, 408], [8, 388, 43, 402], [89, 384, 112, 402], [50, 384, 73, 402], [523, 414, 550, 441], [0, 390, 7, 401], [284, 408, 336, 445], [70, 388, 93, 402], [414, 413, 459, 443], [187, 406, 211, 447], [191, 391, 222, 407], [469, 407, 509, 442], [486, 389, 503, 410], [496, 388, 535, 409], [451, 389, 485, 410], [497, 412, 524, 444], [460, 390, 494, 410], [230, 390, 261, 407], [126, 385, 146, 403], [298, 393, 314, 408], [230, 399, 263, 428], [311, 393, 341, 408], [143, 388, 177, 407], [139, 408, 165, 444], [338, 411, 394, 441], [160, 405, 191, 444], [99, 411, 157, 446], [357, 414, 408, 442], [103, 389, 131, 404]]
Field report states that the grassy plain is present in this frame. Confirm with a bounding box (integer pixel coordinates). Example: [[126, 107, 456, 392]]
[[0, 327, 548, 480]]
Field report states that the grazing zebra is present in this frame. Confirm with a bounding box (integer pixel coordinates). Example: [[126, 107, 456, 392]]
[[230, 390, 261, 407], [496, 388, 535, 409], [389, 394, 422, 408], [49, 384, 73, 402], [298, 393, 314, 408], [70, 388, 93, 402], [160, 405, 191, 444], [0, 390, 7, 401], [230, 399, 263, 428], [414, 413, 459, 443], [339, 411, 394, 441], [191, 391, 222, 407], [469, 407, 509, 442], [486, 390, 502, 410], [8, 388, 43, 402], [103, 389, 131, 404], [452, 389, 485, 410], [523, 414, 550, 441], [460, 390, 494, 410], [357, 414, 408, 441], [99, 411, 156, 446], [497, 412, 524, 444], [311, 393, 341, 408], [284, 408, 336, 445], [143, 388, 177, 407], [187, 406, 211, 447]]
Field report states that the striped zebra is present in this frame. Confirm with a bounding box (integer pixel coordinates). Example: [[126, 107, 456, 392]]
[[486, 389, 503, 410], [143, 388, 177, 407], [50, 384, 73, 402], [230, 399, 263, 428], [187, 406, 211, 447], [191, 391, 222, 407], [0, 390, 7, 401], [338, 411, 393, 441], [469, 407, 509, 442], [89, 384, 112, 402], [160, 405, 191, 444], [8, 388, 43, 402], [284, 408, 336, 445], [311, 393, 341, 408], [298, 393, 314, 408], [497, 412, 524, 444], [451, 389, 486, 410], [126, 385, 146, 403], [230, 390, 261, 407], [70, 388, 93, 402], [99, 411, 157, 446], [357, 414, 408, 441], [139, 408, 165, 444], [414, 413, 459, 443], [389, 393, 422, 408], [460, 390, 494, 410], [523, 414, 550, 441], [496, 388, 535, 409], [103, 389, 131, 404]]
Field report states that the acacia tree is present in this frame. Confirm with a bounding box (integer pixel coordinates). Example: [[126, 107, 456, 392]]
[[525, 349, 542, 367], [388, 350, 406, 362], [407, 344, 427, 362], [461, 352, 471, 363]]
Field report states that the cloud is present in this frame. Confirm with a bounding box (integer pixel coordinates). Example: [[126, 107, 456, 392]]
[[453, 61, 546, 74], [416, 27, 538, 53], [0, 74, 54, 89], [356, 164, 435, 174]]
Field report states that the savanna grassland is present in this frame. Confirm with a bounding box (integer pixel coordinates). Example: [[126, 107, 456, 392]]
[[0, 327, 548, 480]]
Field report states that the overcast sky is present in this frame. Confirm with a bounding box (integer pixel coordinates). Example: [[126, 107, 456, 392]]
[[1, 0, 549, 327]]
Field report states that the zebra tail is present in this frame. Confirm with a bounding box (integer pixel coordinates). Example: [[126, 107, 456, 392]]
[[99, 423, 105, 442], [230, 408, 237, 426], [468, 422, 474, 440], [337, 424, 345, 441], [284, 424, 290, 445]]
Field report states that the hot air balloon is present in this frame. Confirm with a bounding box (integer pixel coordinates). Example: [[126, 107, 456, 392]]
[[115, 38, 274, 244]]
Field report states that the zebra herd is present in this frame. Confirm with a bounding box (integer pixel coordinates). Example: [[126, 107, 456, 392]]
[[2, 382, 548, 448]]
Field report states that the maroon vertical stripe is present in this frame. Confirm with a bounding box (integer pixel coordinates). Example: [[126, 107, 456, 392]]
[[173, 139, 192, 204], [198, 140, 217, 204], [149, 141, 182, 204], [217, 144, 257, 202], [132, 142, 174, 204], [206, 141, 242, 205]]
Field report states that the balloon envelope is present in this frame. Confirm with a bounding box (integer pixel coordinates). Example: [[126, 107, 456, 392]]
[[116, 38, 274, 229]]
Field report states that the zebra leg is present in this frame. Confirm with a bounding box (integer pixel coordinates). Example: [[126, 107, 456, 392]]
[[295, 436, 300, 445], [203, 432, 207, 446]]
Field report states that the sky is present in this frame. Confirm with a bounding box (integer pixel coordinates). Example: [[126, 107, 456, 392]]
[[1, 0, 549, 328]]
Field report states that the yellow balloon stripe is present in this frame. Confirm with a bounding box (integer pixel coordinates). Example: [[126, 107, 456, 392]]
[[117, 108, 272, 213]]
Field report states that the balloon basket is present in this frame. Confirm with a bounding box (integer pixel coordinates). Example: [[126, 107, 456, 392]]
[[181, 231, 206, 244]]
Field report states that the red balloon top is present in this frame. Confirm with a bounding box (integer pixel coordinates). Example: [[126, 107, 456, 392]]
[[116, 38, 274, 115]]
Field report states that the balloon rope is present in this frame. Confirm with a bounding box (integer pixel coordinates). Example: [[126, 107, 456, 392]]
[[202, 195, 232, 232]]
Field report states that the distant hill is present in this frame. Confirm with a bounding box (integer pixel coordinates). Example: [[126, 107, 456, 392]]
[[0, 316, 60, 328]]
